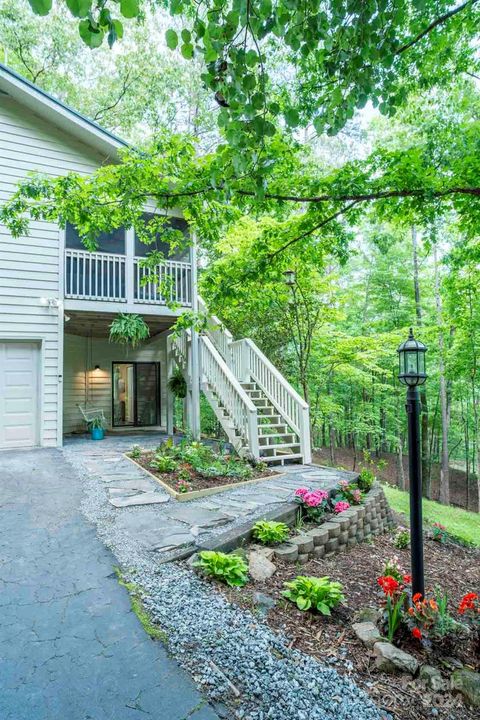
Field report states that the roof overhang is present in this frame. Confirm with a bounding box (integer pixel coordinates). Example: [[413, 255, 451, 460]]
[[0, 62, 128, 160]]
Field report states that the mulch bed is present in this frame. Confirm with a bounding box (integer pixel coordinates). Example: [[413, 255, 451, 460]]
[[221, 516, 480, 720], [134, 451, 274, 492]]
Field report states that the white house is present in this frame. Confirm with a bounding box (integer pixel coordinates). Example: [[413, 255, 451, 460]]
[[0, 63, 311, 464]]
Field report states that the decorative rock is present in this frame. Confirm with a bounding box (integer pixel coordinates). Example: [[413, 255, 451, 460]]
[[248, 550, 277, 582], [451, 668, 480, 707], [313, 545, 325, 559], [250, 544, 275, 561], [419, 665, 445, 692], [352, 622, 383, 649], [355, 606, 382, 624], [108, 492, 170, 507], [273, 542, 298, 562], [330, 515, 350, 531], [290, 535, 314, 553], [297, 553, 309, 565], [306, 527, 329, 546], [253, 591, 276, 616], [373, 642, 419, 675]]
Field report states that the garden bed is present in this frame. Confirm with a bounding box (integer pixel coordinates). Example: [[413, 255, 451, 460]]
[[125, 439, 275, 501], [219, 521, 480, 720]]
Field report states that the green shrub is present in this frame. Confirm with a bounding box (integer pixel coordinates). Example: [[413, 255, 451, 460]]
[[252, 520, 290, 545], [357, 468, 375, 492], [194, 550, 248, 587], [393, 527, 410, 549], [150, 455, 178, 473], [283, 576, 345, 615], [130, 444, 141, 459]]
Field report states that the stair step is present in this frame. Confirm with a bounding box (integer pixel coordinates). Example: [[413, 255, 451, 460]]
[[261, 453, 303, 465], [241, 383, 257, 390], [258, 422, 288, 430], [260, 443, 301, 456], [259, 434, 296, 445]]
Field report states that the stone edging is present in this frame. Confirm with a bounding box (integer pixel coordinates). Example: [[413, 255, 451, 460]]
[[274, 482, 395, 564], [124, 453, 284, 502]]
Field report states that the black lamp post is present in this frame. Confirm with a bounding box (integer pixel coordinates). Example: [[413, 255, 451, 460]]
[[283, 269, 296, 287], [397, 328, 427, 598]]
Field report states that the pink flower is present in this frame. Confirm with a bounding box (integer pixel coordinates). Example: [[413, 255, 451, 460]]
[[352, 489, 362, 503], [334, 501, 350, 514], [294, 488, 308, 498]]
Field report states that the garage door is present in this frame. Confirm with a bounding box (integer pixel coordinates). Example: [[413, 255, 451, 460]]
[[0, 342, 39, 449]]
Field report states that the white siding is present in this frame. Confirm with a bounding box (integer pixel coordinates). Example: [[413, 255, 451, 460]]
[[63, 333, 167, 433], [0, 97, 109, 446]]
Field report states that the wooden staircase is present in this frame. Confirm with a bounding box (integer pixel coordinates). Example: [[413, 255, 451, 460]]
[[169, 300, 311, 465]]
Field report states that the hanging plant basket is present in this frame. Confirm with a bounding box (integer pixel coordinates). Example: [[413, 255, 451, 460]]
[[168, 367, 187, 399], [109, 313, 150, 348]]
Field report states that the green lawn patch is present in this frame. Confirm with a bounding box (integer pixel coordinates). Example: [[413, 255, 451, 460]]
[[382, 484, 480, 547]]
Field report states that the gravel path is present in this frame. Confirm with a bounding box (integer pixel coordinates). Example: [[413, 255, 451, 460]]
[[65, 436, 387, 720]]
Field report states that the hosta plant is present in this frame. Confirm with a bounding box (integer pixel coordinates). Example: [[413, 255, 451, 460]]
[[252, 520, 290, 546], [130, 444, 142, 459], [393, 527, 410, 549], [150, 455, 178, 473], [283, 576, 345, 615], [194, 551, 248, 587]]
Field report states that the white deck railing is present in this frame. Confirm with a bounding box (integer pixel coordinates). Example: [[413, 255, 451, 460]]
[[134, 258, 192, 306], [198, 296, 233, 362], [65, 249, 126, 301], [201, 335, 259, 458], [64, 249, 192, 306], [231, 338, 311, 463]]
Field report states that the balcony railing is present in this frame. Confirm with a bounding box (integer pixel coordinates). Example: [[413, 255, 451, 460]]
[[134, 258, 192, 306], [64, 249, 192, 307], [65, 249, 126, 301]]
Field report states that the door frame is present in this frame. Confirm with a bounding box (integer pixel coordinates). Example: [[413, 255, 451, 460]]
[[111, 361, 161, 427]]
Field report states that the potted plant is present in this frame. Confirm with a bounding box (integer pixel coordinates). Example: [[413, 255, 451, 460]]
[[88, 415, 106, 441]]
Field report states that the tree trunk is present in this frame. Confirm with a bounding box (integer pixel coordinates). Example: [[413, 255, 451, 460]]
[[412, 226, 431, 497], [434, 246, 450, 504]]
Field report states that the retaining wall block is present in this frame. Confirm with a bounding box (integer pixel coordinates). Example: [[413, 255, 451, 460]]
[[307, 527, 329, 546], [322, 522, 341, 539], [291, 535, 314, 554]]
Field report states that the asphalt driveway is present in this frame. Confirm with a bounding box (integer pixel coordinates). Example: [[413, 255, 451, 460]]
[[0, 448, 219, 720]]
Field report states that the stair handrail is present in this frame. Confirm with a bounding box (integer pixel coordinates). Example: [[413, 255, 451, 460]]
[[231, 338, 311, 464], [200, 335, 259, 459], [198, 295, 233, 363]]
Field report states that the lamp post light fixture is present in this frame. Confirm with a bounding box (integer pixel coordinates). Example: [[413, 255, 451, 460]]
[[283, 269, 296, 287], [397, 328, 428, 598]]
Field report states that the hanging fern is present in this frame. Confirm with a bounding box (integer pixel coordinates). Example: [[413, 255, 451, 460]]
[[109, 314, 150, 348], [168, 367, 187, 399]]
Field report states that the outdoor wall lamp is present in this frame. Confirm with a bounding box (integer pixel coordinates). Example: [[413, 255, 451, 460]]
[[397, 328, 428, 598]]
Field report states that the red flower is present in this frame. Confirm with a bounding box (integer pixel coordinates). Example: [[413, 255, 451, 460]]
[[403, 575, 412, 584], [412, 592, 423, 603], [458, 592, 479, 614], [377, 575, 400, 597], [412, 627, 422, 640]]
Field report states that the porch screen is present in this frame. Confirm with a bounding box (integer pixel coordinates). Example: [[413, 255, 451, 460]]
[[134, 214, 189, 260]]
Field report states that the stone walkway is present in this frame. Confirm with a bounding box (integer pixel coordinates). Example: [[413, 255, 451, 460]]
[[64, 434, 356, 561], [0, 447, 220, 720]]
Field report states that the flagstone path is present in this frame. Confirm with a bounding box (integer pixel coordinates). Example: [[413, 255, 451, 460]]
[[64, 434, 357, 561]]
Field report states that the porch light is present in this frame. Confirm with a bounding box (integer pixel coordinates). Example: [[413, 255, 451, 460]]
[[94, 365, 101, 371], [397, 328, 427, 387], [283, 269, 296, 287]]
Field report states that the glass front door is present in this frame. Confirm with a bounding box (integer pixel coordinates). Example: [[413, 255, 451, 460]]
[[112, 362, 160, 427]]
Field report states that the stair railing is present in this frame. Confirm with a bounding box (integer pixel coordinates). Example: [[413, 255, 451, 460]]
[[198, 296, 233, 364], [200, 335, 259, 459], [231, 338, 311, 464]]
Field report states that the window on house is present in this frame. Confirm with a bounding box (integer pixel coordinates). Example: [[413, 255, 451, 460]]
[[134, 213, 190, 261], [66, 223, 125, 254]]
